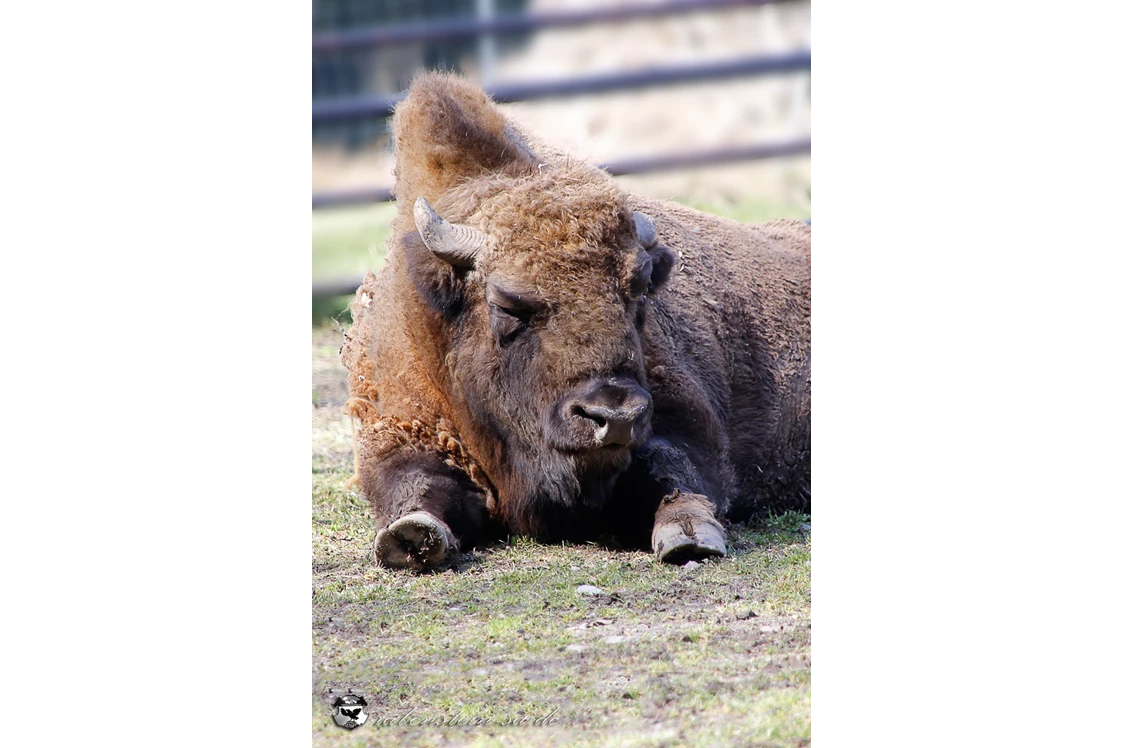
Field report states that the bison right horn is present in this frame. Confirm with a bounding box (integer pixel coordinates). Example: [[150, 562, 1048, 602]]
[[414, 197, 487, 268], [632, 211, 657, 249]]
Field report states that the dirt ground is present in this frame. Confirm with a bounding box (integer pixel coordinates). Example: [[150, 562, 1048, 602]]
[[312, 325, 811, 747]]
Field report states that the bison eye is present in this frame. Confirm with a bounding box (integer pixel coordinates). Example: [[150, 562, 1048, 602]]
[[490, 304, 529, 346], [486, 283, 546, 346], [635, 294, 648, 329]]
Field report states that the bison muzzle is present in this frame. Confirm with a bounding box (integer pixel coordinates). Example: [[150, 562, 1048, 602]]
[[341, 72, 811, 570]]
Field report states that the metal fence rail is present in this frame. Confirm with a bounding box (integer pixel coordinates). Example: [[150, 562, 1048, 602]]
[[601, 138, 812, 175], [313, 51, 810, 124], [313, 275, 370, 299], [312, 138, 811, 209], [313, 187, 396, 210], [313, 0, 801, 52]]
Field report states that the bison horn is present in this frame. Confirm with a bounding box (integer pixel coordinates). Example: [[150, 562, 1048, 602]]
[[632, 211, 657, 248], [413, 197, 487, 268]]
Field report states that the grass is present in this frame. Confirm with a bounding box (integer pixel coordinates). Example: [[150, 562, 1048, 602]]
[[759, 509, 813, 535], [312, 202, 397, 282], [312, 309, 812, 746], [678, 198, 811, 225]]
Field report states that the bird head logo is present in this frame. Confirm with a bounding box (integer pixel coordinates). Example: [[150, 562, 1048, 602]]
[[331, 694, 368, 730]]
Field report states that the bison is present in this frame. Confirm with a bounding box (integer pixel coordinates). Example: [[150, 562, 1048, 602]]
[[341, 73, 810, 570]]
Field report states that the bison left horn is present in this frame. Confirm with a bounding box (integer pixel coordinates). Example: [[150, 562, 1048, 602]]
[[414, 197, 487, 268], [632, 211, 657, 249]]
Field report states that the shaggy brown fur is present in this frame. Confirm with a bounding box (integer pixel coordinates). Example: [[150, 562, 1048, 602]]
[[342, 72, 810, 566]]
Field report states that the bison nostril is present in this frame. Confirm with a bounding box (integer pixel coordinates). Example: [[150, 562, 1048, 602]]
[[572, 404, 641, 447], [573, 406, 607, 429]]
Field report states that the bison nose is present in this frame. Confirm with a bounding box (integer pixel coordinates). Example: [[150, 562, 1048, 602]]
[[568, 382, 652, 447], [573, 404, 640, 446]]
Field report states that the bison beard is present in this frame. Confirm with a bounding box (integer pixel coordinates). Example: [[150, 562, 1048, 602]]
[[342, 72, 810, 570], [502, 445, 631, 542]]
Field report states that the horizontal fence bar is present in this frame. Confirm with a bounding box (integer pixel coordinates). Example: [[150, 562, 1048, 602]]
[[312, 137, 810, 209], [313, 0, 800, 53], [602, 138, 810, 177], [312, 186, 395, 209], [313, 275, 369, 299], [312, 51, 811, 125]]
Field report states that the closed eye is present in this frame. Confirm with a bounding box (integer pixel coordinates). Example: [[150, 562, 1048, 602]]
[[487, 282, 547, 346], [635, 294, 648, 329], [492, 302, 531, 322], [629, 257, 653, 299], [490, 303, 529, 345], [486, 283, 547, 317]]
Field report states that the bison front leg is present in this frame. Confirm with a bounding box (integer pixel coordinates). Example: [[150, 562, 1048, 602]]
[[375, 512, 457, 571], [651, 491, 727, 563], [629, 438, 729, 564], [361, 451, 487, 571]]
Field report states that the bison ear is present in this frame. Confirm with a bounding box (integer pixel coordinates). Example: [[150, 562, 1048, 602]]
[[401, 230, 467, 321], [413, 197, 486, 268], [404, 198, 488, 319]]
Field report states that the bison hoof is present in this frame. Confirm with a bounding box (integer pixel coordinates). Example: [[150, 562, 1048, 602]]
[[652, 518, 727, 565], [374, 512, 458, 571]]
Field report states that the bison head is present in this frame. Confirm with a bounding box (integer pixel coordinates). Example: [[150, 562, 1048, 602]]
[[401, 170, 675, 537]]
